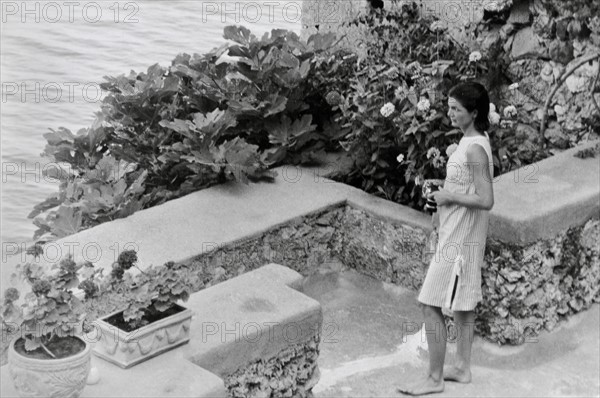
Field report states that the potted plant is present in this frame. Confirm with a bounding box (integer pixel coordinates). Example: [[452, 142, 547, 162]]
[[1, 254, 94, 398], [91, 250, 198, 369]]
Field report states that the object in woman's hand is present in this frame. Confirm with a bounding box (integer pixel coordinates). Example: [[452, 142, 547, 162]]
[[422, 182, 441, 213], [425, 185, 440, 213]]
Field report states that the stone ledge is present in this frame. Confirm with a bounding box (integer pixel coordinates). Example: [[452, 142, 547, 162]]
[[249, 262, 306, 290], [186, 266, 322, 377], [489, 140, 600, 243]]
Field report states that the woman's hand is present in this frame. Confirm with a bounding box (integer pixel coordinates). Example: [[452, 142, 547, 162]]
[[430, 188, 453, 207]]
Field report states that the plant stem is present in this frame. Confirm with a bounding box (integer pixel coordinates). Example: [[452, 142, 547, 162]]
[[40, 341, 57, 359]]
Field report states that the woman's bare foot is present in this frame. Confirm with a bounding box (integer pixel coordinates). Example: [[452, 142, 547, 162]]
[[443, 365, 472, 383], [397, 376, 444, 396]]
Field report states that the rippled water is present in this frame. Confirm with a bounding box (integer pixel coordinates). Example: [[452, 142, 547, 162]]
[[1, 1, 303, 246]]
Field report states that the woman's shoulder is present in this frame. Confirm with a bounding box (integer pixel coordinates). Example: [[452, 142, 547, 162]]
[[464, 140, 493, 165]]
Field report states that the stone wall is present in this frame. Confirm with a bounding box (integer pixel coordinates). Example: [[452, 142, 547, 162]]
[[478, 219, 600, 344], [144, 201, 598, 345], [224, 333, 321, 398], [186, 206, 347, 282], [109, 202, 597, 346], [332, 206, 430, 290]]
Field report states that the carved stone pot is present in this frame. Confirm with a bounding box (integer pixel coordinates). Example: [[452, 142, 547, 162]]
[[93, 304, 192, 369], [8, 337, 91, 398]]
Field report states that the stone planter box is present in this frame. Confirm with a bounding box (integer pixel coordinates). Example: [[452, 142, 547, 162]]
[[93, 304, 192, 369]]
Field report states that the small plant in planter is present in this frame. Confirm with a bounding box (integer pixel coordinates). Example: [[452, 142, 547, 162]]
[[1, 254, 94, 398], [92, 250, 199, 368]]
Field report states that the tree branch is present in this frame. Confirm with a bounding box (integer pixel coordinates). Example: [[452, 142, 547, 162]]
[[539, 53, 600, 148]]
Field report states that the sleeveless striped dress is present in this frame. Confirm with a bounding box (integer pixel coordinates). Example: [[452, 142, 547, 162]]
[[418, 132, 494, 311]]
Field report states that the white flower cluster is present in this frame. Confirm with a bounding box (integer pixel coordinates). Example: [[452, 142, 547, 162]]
[[488, 102, 501, 125], [407, 61, 423, 80], [489, 102, 518, 124], [554, 104, 566, 120], [380, 102, 395, 118], [427, 146, 446, 169], [503, 105, 517, 118], [430, 20, 446, 32], [469, 51, 482, 63], [565, 75, 587, 93], [394, 86, 404, 100], [432, 156, 446, 169], [426, 147, 441, 159], [417, 97, 431, 112]]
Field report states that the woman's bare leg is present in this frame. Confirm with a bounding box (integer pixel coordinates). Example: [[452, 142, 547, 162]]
[[398, 304, 446, 395], [444, 310, 475, 383]]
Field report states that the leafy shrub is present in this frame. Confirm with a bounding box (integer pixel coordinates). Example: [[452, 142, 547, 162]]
[[30, 27, 344, 242], [0, 254, 95, 357], [100, 250, 199, 330]]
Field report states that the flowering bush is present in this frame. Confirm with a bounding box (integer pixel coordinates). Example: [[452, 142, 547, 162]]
[[486, 100, 550, 171], [307, 2, 494, 208]]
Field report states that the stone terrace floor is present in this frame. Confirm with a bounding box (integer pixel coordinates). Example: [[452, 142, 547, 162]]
[[302, 261, 600, 397]]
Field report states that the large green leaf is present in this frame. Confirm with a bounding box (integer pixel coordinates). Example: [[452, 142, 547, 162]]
[[261, 94, 288, 117], [52, 206, 83, 238], [192, 109, 238, 135], [307, 32, 337, 51], [43, 128, 74, 146], [226, 99, 260, 115], [278, 52, 300, 69], [88, 156, 136, 183], [159, 119, 195, 139], [28, 195, 63, 219], [260, 147, 288, 166], [223, 26, 255, 46], [267, 115, 316, 147], [170, 64, 201, 80], [226, 45, 252, 59]]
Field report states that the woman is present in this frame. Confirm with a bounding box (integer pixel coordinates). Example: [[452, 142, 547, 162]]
[[398, 82, 495, 396]]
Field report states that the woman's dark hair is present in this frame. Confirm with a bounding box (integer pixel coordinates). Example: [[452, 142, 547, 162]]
[[448, 82, 490, 132]]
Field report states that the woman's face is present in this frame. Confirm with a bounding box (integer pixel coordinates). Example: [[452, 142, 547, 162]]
[[447, 97, 476, 131]]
